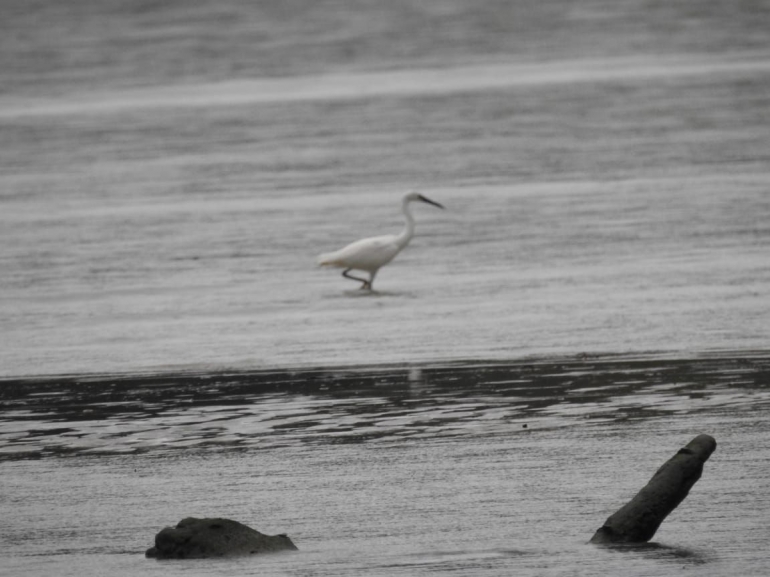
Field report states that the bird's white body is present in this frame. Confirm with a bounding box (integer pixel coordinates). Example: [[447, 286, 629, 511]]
[[318, 234, 403, 272], [318, 192, 444, 290]]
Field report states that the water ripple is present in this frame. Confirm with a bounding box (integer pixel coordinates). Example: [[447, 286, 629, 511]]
[[1, 353, 769, 460]]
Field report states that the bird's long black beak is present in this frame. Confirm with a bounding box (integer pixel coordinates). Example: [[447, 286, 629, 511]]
[[418, 194, 445, 209]]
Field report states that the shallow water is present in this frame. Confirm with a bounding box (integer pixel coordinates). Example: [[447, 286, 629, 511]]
[[2, 1, 770, 575], [2, 74, 770, 376], [2, 356, 770, 576], [2, 5, 770, 377]]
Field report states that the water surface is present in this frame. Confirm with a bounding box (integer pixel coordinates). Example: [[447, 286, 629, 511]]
[[2, 355, 770, 576], [2, 2, 770, 575]]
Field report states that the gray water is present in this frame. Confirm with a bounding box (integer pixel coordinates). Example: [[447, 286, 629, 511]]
[[2, 1, 770, 575], [2, 357, 770, 576]]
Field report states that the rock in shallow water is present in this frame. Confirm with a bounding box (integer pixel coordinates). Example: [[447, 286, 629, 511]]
[[145, 517, 298, 559]]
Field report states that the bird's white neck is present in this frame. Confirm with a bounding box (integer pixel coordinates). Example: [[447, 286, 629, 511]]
[[395, 198, 416, 249]]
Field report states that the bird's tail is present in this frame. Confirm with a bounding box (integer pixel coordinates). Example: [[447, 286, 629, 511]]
[[317, 251, 339, 267]]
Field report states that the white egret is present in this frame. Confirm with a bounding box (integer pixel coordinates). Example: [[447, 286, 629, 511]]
[[317, 192, 444, 290]]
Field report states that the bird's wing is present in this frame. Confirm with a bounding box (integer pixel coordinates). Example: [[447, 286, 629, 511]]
[[318, 235, 400, 270]]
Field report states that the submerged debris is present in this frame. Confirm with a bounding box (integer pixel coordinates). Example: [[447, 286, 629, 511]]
[[590, 434, 717, 544], [146, 517, 298, 559]]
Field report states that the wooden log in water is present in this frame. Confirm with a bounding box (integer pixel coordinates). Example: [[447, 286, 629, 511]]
[[590, 434, 717, 544]]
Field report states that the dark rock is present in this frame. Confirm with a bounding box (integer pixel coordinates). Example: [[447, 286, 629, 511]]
[[590, 434, 717, 544], [145, 517, 298, 559]]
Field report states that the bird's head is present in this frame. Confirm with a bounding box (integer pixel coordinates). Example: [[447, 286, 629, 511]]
[[404, 191, 445, 209]]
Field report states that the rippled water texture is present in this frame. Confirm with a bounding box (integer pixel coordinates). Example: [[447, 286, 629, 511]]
[[2, 355, 770, 576], [2, 355, 769, 459]]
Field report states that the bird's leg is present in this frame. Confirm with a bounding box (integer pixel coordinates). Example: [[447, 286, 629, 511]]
[[367, 270, 377, 291], [342, 269, 370, 290]]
